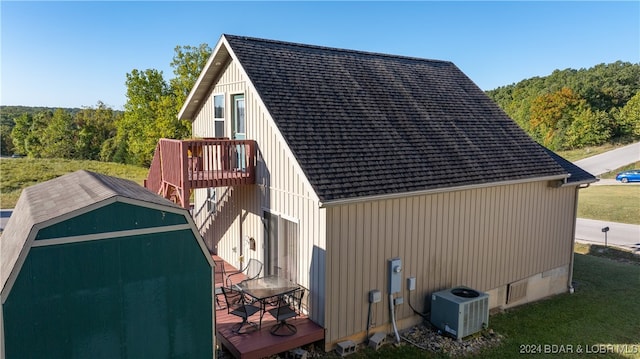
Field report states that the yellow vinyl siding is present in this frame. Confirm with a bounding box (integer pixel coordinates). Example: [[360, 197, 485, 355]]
[[324, 181, 576, 347]]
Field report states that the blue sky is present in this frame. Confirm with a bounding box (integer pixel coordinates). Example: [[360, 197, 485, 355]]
[[2, 1, 639, 109]]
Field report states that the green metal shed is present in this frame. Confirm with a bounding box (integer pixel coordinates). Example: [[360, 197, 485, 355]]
[[0, 170, 215, 359]]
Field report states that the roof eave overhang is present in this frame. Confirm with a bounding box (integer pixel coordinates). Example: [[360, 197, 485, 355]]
[[561, 177, 599, 188], [319, 173, 570, 208], [178, 36, 232, 121]]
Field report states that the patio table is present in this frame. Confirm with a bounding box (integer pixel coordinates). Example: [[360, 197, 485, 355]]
[[236, 275, 300, 328]]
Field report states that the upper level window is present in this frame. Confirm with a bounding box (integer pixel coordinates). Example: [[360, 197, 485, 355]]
[[232, 94, 245, 139], [214, 94, 224, 138]]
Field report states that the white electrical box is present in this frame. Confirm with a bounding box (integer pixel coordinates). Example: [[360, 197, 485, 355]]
[[369, 289, 382, 303], [407, 277, 416, 291]]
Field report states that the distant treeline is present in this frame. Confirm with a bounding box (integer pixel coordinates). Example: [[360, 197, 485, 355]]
[[486, 61, 640, 150], [1, 103, 122, 160], [1, 44, 211, 165], [2, 58, 638, 164]]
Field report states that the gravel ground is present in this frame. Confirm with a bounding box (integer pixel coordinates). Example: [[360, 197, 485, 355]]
[[401, 323, 504, 357]]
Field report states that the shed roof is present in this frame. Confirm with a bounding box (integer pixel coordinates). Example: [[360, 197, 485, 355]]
[[1, 170, 183, 294], [184, 35, 592, 202]]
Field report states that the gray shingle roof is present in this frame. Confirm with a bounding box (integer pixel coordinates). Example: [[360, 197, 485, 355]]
[[541, 147, 596, 185], [224, 35, 580, 202]]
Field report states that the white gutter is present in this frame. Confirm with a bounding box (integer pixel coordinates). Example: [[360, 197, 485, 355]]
[[319, 174, 569, 208], [560, 178, 599, 187]]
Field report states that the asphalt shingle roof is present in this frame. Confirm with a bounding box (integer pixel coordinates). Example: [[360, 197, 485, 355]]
[[541, 147, 596, 184], [224, 35, 576, 202]]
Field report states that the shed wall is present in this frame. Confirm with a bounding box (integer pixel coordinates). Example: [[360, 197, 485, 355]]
[[191, 59, 326, 324], [3, 229, 213, 358], [324, 181, 576, 346]]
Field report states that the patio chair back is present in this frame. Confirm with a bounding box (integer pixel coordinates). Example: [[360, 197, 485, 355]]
[[245, 258, 263, 280], [226, 258, 263, 286], [214, 260, 227, 309], [214, 259, 227, 285]]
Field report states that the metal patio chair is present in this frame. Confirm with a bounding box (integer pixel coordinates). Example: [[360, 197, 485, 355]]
[[225, 258, 263, 287], [220, 286, 261, 334], [267, 288, 304, 336]]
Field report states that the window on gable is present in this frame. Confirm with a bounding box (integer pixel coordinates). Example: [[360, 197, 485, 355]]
[[214, 94, 224, 138]]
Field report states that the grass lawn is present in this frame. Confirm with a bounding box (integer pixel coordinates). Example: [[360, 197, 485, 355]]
[[0, 158, 148, 208], [478, 251, 640, 359], [578, 185, 640, 225], [321, 250, 640, 358]]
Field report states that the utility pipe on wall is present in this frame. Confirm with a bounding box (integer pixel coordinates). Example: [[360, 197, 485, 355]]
[[389, 294, 400, 343]]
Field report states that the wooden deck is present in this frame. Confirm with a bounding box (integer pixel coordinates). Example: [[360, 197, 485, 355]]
[[144, 138, 256, 208], [213, 256, 325, 359]]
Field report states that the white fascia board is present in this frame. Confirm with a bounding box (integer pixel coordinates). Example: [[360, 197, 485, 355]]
[[179, 35, 228, 120]]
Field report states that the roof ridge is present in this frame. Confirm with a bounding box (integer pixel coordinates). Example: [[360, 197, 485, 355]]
[[222, 33, 453, 65]]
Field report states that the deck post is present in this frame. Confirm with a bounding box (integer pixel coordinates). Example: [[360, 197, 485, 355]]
[[181, 141, 191, 209]]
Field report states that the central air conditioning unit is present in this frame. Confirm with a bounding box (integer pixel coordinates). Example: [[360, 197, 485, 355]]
[[430, 286, 489, 340]]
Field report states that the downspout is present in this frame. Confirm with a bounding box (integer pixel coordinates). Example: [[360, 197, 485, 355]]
[[568, 183, 591, 293]]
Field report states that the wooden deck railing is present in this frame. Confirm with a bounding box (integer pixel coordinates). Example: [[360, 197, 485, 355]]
[[144, 138, 256, 208]]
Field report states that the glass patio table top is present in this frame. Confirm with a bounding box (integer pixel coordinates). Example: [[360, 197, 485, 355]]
[[236, 275, 300, 301]]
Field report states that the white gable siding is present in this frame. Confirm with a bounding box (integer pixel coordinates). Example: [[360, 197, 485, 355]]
[[191, 60, 327, 323]]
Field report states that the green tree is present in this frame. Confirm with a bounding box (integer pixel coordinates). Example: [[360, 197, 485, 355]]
[[170, 44, 211, 110], [1, 123, 15, 156], [118, 68, 168, 165], [11, 113, 33, 156], [529, 88, 584, 149], [75, 102, 118, 160], [116, 44, 210, 166], [486, 61, 640, 148], [615, 91, 640, 138], [12, 111, 51, 157], [565, 108, 612, 148], [41, 109, 76, 158]]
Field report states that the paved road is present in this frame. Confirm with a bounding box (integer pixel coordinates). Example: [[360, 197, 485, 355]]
[[592, 178, 640, 186], [571, 143, 639, 253], [1, 209, 13, 232], [574, 142, 640, 176], [575, 218, 640, 254]]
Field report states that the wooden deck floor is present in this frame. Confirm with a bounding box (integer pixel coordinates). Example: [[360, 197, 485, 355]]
[[213, 256, 325, 359]]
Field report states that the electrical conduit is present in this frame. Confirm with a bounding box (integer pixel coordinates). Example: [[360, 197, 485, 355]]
[[389, 294, 400, 343]]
